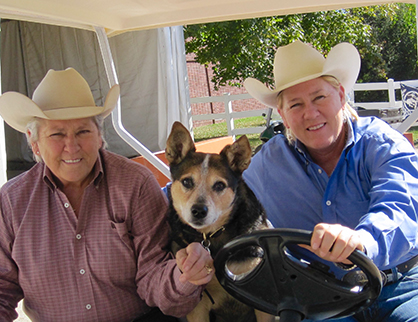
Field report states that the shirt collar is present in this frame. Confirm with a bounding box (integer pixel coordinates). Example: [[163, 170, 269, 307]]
[[293, 119, 356, 160], [343, 119, 355, 154], [294, 139, 309, 160], [42, 165, 56, 190], [42, 150, 105, 190]]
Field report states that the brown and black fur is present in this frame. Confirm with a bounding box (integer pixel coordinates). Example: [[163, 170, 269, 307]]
[[165, 121, 274, 322]]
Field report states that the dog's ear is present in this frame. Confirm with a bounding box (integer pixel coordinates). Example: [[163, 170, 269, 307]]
[[221, 135, 252, 173], [165, 121, 196, 166]]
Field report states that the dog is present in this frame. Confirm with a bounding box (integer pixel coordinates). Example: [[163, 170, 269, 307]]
[[165, 121, 274, 322]]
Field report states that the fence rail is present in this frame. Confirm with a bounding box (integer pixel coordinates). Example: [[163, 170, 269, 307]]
[[190, 78, 418, 137], [190, 92, 271, 138], [351, 79, 401, 109]]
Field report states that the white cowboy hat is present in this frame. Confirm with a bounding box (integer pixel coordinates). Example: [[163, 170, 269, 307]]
[[0, 67, 120, 133], [244, 40, 361, 108]]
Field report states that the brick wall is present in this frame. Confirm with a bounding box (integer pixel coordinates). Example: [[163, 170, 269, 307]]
[[186, 53, 266, 127]]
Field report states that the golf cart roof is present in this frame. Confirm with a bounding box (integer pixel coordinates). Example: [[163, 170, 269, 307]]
[[0, 0, 414, 36]]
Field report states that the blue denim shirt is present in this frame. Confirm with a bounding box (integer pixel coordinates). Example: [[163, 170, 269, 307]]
[[243, 116, 418, 270]]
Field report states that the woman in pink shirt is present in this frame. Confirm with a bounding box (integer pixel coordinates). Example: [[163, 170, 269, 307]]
[[0, 68, 213, 322]]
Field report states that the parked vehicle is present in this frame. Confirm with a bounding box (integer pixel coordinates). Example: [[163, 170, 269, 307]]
[[355, 105, 403, 124], [253, 108, 286, 155]]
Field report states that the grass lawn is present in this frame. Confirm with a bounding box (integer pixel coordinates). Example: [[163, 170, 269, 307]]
[[408, 126, 418, 145], [193, 116, 266, 151]]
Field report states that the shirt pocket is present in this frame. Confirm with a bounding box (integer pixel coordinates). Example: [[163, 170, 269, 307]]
[[107, 220, 137, 283], [109, 220, 135, 255]]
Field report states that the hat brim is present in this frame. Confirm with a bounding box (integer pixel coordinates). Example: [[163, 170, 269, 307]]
[[244, 42, 360, 109], [244, 72, 325, 108], [0, 84, 120, 133]]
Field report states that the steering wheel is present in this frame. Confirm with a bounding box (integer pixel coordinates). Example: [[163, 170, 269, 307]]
[[214, 229, 382, 321]]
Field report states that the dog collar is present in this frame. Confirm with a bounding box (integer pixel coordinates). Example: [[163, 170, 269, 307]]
[[201, 226, 226, 255], [203, 226, 226, 240]]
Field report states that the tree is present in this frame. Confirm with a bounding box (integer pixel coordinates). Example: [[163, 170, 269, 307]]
[[184, 4, 417, 93], [352, 4, 417, 102], [360, 4, 417, 82]]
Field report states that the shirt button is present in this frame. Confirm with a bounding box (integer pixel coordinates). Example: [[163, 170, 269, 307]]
[[64, 203, 70, 208], [86, 304, 91, 310], [76, 234, 82, 240], [318, 169, 323, 174], [326, 200, 332, 206], [80, 269, 85, 275]]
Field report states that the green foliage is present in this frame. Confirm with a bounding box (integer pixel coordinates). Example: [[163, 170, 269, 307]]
[[409, 126, 418, 143], [353, 4, 418, 102], [364, 4, 417, 81], [184, 4, 418, 97]]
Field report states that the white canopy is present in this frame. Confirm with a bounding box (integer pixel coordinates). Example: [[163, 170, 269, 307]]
[[0, 0, 415, 35]]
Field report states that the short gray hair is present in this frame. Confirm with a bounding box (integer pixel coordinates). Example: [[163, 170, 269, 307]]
[[25, 115, 107, 163]]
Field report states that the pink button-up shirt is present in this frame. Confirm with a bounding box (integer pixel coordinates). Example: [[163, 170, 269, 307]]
[[0, 149, 202, 322]]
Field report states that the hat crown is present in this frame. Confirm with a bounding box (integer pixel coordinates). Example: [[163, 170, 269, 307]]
[[32, 68, 96, 111], [0, 67, 120, 133], [243, 40, 360, 108], [273, 40, 325, 91]]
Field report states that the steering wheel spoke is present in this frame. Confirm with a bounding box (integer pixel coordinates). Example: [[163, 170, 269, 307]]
[[214, 229, 382, 321]]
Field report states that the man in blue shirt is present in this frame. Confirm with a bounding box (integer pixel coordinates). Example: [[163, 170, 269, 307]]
[[243, 40, 418, 321]]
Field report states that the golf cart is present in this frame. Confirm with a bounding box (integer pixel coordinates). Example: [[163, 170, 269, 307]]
[[0, 0, 412, 320]]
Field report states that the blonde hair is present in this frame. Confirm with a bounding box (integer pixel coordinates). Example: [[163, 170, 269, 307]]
[[277, 76, 358, 143]]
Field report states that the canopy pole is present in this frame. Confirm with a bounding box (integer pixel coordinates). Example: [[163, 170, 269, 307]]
[[0, 103, 7, 185], [0, 50, 6, 185], [94, 27, 171, 180]]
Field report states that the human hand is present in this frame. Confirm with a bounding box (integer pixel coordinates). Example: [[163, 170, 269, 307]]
[[176, 242, 214, 285], [302, 223, 364, 264]]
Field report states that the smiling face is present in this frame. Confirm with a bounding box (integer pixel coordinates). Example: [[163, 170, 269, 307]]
[[278, 77, 346, 156], [30, 118, 102, 188]]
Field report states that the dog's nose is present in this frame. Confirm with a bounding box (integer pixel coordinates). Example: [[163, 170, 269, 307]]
[[191, 204, 208, 219]]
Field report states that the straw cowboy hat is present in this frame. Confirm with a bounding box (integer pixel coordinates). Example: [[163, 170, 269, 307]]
[[0, 68, 120, 133], [244, 40, 361, 108]]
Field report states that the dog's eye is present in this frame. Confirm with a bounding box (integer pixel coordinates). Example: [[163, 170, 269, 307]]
[[181, 177, 194, 189], [212, 181, 226, 192]]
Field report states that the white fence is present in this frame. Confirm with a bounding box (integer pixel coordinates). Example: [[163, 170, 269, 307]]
[[190, 78, 418, 137], [190, 93, 270, 138], [352, 78, 402, 110]]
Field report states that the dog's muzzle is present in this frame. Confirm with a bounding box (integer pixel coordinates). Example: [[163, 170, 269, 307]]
[[191, 204, 208, 219]]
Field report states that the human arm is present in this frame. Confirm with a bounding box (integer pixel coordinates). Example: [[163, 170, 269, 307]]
[[351, 129, 418, 268], [0, 194, 24, 321], [131, 173, 206, 317], [306, 126, 418, 267]]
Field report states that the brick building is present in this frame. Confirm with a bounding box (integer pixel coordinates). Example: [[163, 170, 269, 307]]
[[186, 53, 266, 127]]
